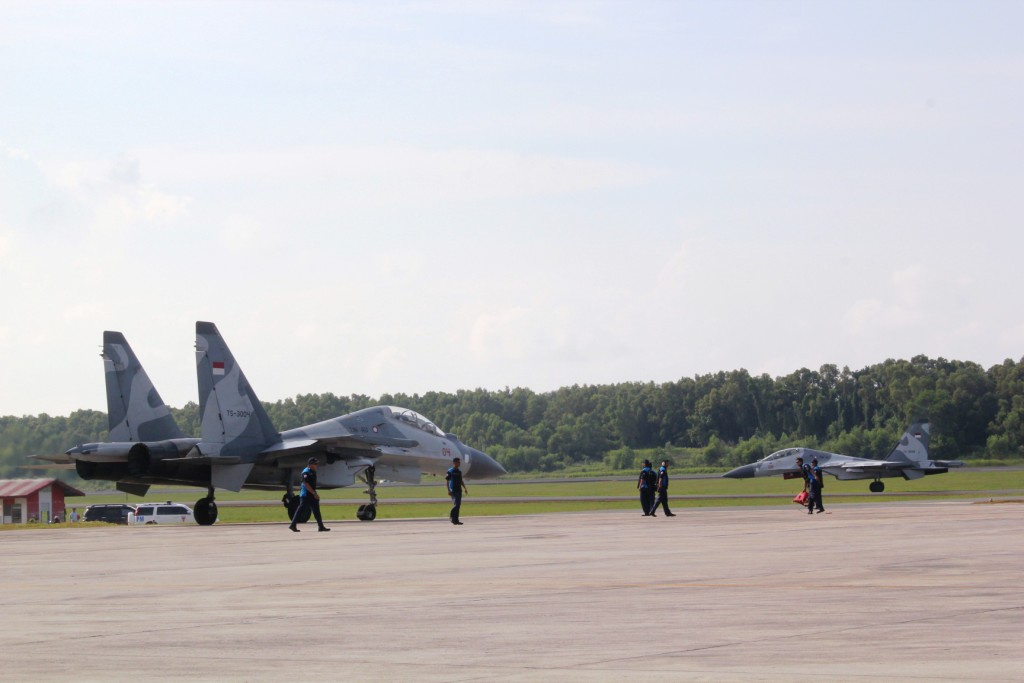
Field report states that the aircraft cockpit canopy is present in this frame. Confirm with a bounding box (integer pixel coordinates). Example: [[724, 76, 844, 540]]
[[388, 407, 444, 436], [762, 448, 800, 462]]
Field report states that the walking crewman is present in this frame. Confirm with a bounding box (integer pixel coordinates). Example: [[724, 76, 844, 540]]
[[809, 457, 825, 514], [649, 459, 676, 517], [637, 459, 656, 516], [795, 456, 811, 510], [446, 457, 469, 525], [289, 457, 331, 532]]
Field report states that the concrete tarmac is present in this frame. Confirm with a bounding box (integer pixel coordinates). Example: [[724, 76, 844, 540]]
[[1, 502, 1021, 682]]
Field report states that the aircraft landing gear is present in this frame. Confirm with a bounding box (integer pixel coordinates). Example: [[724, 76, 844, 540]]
[[282, 476, 311, 524], [356, 466, 378, 521], [284, 494, 311, 523], [869, 480, 885, 493], [195, 487, 218, 525]]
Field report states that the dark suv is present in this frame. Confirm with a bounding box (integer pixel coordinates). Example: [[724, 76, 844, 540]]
[[82, 504, 135, 524]]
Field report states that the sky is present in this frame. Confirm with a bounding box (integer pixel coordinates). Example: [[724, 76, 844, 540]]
[[1, 1, 1022, 418]]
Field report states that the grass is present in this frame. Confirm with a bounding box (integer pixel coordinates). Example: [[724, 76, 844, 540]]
[[61, 469, 1024, 502], [1, 468, 1012, 529]]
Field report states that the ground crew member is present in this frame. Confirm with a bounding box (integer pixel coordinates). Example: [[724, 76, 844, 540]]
[[69, 507, 80, 523], [637, 459, 656, 516], [446, 457, 469, 524], [649, 459, 676, 517], [809, 458, 825, 514], [795, 456, 811, 509], [289, 457, 330, 532]]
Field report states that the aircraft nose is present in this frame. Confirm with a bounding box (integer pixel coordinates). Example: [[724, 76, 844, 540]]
[[723, 463, 756, 479], [464, 447, 506, 479]]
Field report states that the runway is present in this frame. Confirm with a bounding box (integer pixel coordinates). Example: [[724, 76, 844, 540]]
[[1, 502, 1021, 681]]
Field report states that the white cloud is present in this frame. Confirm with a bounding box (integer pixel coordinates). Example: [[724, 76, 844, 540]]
[[140, 144, 655, 208], [365, 346, 407, 384], [998, 323, 1024, 351], [0, 141, 33, 162], [843, 265, 927, 336], [468, 307, 537, 363]]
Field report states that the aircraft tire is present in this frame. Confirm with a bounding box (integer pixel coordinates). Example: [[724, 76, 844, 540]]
[[194, 498, 217, 526], [356, 504, 376, 521], [869, 480, 884, 493], [287, 497, 310, 523]]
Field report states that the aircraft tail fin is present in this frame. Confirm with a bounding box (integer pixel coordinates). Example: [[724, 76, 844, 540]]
[[194, 321, 278, 457], [103, 331, 184, 442], [886, 420, 931, 464]]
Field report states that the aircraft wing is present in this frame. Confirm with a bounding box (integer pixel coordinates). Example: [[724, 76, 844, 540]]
[[824, 459, 912, 475], [260, 433, 419, 458], [29, 453, 75, 465]]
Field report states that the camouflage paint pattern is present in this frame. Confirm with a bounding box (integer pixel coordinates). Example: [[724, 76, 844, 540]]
[[103, 331, 184, 442]]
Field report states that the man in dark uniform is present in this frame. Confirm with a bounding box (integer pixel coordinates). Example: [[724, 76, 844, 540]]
[[289, 457, 330, 532], [637, 459, 656, 516], [809, 458, 825, 514], [795, 456, 811, 510], [649, 459, 676, 517], [446, 457, 468, 525]]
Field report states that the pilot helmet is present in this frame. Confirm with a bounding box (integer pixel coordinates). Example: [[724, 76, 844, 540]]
[[307, 457, 319, 465]]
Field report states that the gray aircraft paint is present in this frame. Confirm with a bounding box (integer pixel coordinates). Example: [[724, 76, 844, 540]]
[[191, 321, 504, 487], [103, 331, 184, 442], [195, 321, 278, 460], [885, 421, 930, 464], [46, 331, 203, 498]]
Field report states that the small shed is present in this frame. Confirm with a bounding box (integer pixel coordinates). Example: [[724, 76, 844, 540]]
[[0, 479, 86, 524]]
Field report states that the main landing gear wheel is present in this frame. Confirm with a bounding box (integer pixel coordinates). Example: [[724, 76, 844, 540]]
[[356, 504, 377, 521], [286, 495, 311, 523], [194, 497, 218, 525], [869, 480, 885, 493]]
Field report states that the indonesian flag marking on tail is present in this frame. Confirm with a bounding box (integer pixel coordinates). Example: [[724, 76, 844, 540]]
[[212, 361, 225, 376]]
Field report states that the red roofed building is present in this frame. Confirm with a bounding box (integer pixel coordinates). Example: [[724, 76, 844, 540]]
[[0, 479, 85, 525]]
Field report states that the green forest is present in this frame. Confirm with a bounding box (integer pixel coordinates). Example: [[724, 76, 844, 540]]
[[2, 354, 1023, 481]]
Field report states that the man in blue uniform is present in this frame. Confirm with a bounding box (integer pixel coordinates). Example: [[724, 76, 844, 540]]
[[809, 458, 825, 514], [649, 460, 676, 517], [446, 457, 469, 525], [289, 457, 330, 532], [637, 459, 656, 516]]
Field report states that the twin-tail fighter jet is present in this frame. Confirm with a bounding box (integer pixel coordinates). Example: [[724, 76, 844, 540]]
[[39, 322, 505, 525], [722, 420, 963, 492]]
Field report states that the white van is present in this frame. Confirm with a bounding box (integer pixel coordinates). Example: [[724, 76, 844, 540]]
[[128, 502, 195, 525]]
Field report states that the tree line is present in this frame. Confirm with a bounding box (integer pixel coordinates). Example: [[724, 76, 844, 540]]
[[2, 354, 1022, 480]]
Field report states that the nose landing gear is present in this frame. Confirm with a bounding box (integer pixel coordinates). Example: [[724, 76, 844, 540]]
[[356, 466, 378, 521]]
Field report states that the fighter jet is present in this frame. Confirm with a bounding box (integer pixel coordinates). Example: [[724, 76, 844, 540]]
[[722, 420, 963, 492], [42, 323, 505, 525]]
